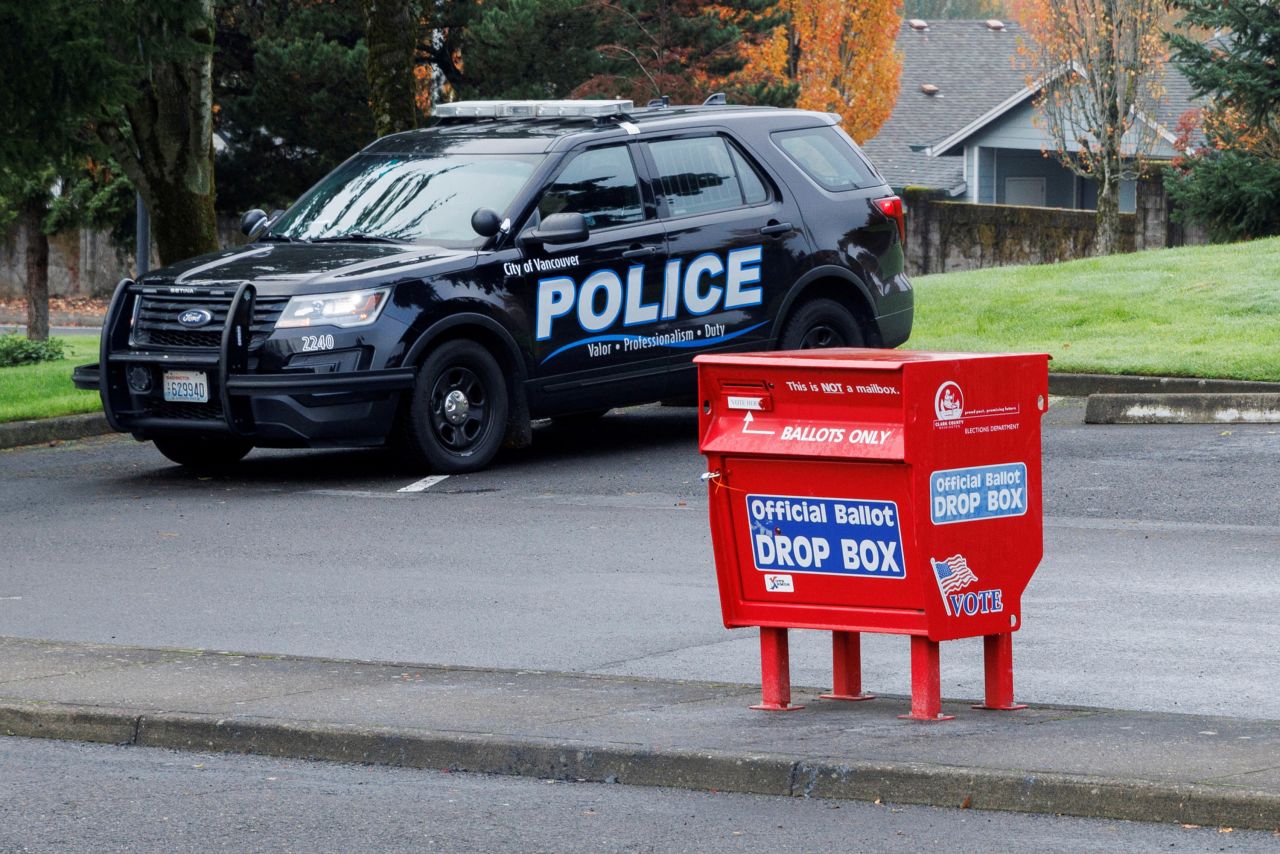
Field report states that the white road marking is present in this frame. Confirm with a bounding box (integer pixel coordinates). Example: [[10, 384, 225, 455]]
[[398, 475, 450, 493]]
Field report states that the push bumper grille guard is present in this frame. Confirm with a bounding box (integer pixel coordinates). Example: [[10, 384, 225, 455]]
[[85, 278, 415, 436]]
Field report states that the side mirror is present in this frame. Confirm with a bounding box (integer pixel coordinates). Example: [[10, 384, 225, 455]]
[[471, 207, 504, 238], [527, 212, 589, 245], [240, 209, 268, 237]]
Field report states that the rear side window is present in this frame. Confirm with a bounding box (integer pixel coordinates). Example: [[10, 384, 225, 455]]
[[539, 145, 644, 229], [772, 126, 876, 191], [647, 136, 768, 217]]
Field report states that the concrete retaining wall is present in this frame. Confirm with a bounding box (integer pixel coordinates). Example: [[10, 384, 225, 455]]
[[0, 216, 244, 300], [903, 192, 1135, 276], [904, 173, 1208, 277]]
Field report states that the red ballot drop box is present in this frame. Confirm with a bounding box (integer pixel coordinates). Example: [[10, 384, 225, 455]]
[[696, 349, 1049, 719]]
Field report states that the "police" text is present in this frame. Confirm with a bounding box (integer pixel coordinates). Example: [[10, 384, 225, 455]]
[[535, 246, 763, 341]]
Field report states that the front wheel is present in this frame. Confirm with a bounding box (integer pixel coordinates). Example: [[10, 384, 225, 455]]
[[152, 436, 252, 470], [399, 339, 509, 474], [778, 298, 865, 350]]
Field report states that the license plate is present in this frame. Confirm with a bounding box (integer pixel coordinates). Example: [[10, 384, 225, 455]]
[[162, 370, 209, 403]]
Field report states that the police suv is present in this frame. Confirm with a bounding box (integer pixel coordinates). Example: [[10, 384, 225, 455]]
[[74, 97, 914, 473]]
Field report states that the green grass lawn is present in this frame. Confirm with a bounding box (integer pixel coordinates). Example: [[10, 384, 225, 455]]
[[1, 239, 1277, 423], [0, 336, 102, 423], [907, 236, 1280, 381]]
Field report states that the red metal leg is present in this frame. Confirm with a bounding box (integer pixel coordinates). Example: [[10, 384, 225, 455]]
[[898, 635, 954, 721], [820, 631, 875, 701], [973, 632, 1028, 711], [751, 627, 803, 711]]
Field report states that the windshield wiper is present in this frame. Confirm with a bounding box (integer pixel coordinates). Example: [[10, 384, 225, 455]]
[[307, 233, 408, 245]]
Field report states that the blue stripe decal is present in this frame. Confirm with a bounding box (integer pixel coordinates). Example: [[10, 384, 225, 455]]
[[540, 321, 769, 364]]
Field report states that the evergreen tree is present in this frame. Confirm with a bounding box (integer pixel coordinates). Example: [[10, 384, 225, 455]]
[[214, 1, 374, 214], [0, 162, 133, 339], [361, 0, 421, 135], [456, 0, 604, 100], [1167, 1, 1280, 128], [0, 2, 138, 337], [1165, 1, 1280, 241], [0, 0, 221, 267]]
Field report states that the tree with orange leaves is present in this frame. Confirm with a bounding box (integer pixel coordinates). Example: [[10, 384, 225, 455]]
[[571, 1, 786, 106], [740, 0, 904, 143], [1013, 0, 1168, 255]]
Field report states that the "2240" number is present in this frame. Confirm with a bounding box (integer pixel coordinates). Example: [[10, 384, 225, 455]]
[[299, 334, 335, 352]]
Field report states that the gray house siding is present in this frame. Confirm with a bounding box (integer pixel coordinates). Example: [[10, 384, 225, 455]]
[[968, 101, 1046, 150], [962, 101, 1142, 213], [977, 148, 997, 203], [1076, 178, 1138, 213], [990, 150, 1074, 207], [967, 100, 1181, 159]]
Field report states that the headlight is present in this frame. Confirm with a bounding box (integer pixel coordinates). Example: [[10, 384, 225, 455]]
[[275, 288, 390, 329]]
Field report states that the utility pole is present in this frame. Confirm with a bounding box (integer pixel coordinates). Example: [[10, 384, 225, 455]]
[[135, 192, 150, 277]]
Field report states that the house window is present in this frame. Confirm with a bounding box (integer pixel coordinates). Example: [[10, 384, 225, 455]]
[[1005, 177, 1046, 207]]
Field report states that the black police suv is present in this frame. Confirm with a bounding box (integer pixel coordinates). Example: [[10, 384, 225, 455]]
[[74, 97, 913, 473]]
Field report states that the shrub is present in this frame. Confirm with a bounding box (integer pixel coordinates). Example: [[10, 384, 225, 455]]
[[0, 334, 66, 367], [1166, 149, 1280, 243]]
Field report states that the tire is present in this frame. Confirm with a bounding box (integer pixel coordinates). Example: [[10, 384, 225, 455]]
[[153, 436, 252, 470], [778, 298, 865, 351], [399, 339, 509, 473]]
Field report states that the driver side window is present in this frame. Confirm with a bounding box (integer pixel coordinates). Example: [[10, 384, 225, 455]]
[[538, 145, 644, 230]]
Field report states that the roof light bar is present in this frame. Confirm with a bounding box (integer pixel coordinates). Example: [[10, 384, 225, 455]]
[[432, 99, 634, 119]]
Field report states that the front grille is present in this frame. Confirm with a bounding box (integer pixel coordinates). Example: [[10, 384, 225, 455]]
[[145, 329, 223, 348], [132, 291, 289, 351], [147, 399, 225, 421]]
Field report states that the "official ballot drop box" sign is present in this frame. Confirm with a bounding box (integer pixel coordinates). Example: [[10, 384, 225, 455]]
[[696, 349, 1049, 719]]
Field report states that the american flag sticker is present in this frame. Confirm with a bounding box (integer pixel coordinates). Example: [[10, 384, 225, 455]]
[[932, 554, 979, 616]]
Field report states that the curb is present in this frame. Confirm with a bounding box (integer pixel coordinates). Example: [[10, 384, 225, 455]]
[[1085, 393, 1280, 424], [0, 412, 113, 450], [2, 699, 1276, 831], [2, 376, 1277, 449], [1050, 373, 1280, 396]]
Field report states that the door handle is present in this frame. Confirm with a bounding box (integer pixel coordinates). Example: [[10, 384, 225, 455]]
[[760, 222, 794, 236], [621, 245, 662, 258]]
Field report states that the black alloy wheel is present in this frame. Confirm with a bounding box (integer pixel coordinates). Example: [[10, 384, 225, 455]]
[[401, 339, 508, 473], [778, 297, 865, 351]]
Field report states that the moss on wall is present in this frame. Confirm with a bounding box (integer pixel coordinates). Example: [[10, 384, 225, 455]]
[[904, 197, 1137, 276]]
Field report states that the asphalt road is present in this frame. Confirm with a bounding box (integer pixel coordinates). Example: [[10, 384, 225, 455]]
[[2, 399, 1278, 717], [1, 737, 1272, 854]]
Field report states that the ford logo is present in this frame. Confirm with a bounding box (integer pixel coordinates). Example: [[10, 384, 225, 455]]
[[177, 309, 214, 328]]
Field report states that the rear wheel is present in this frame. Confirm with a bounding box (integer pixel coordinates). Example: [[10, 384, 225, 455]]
[[400, 339, 509, 473], [152, 436, 252, 470], [778, 298, 865, 350]]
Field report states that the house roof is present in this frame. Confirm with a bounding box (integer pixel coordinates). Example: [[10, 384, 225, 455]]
[[863, 19, 1204, 193], [861, 20, 1028, 195]]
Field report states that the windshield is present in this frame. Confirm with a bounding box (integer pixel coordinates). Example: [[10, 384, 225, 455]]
[[269, 152, 543, 247]]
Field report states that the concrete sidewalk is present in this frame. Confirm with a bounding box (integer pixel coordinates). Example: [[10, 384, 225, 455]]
[[1, 637, 1275, 830]]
